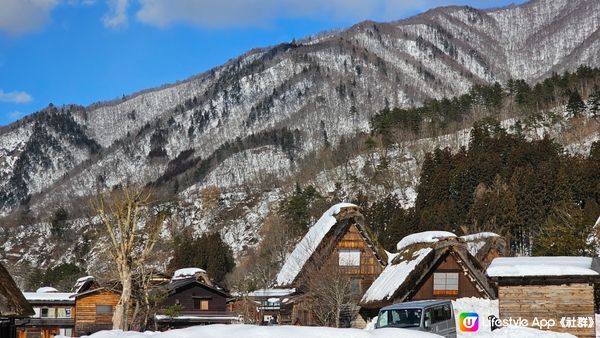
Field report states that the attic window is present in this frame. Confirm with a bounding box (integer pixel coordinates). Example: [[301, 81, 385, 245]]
[[433, 272, 459, 296], [339, 249, 361, 267]]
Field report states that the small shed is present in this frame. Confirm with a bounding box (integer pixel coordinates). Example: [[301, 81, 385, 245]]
[[155, 272, 239, 328], [487, 256, 600, 338], [74, 287, 121, 336], [0, 262, 34, 338]]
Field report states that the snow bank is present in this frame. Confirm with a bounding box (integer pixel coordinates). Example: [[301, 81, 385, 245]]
[[172, 268, 206, 281], [453, 297, 499, 336], [468, 327, 575, 338], [361, 248, 432, 303], [61, 325, 440, 338], [487, 257, 598, 277], [276, 203, 357, 286], [397, 231, 456, 251]]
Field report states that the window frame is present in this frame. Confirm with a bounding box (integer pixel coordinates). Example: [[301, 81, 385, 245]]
[[192, 297, 210, 311], [338, 249, 361, 267], [432, 272, 459, 296], [96, 305, 113, 314]]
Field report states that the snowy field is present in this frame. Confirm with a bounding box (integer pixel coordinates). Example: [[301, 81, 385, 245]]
[[59, 325, 440, 338], [58, 298, 584, 338], [60, 323, 577, 338]]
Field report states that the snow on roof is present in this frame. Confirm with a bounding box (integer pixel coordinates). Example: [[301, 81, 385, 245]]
[[73, 275, 95, 293], [23, 292, 76, 302], [246, 288, 296, 298], [361, 248, 432, 303], [75, 275, 95, 283], [396, 231, 456, 251], [172, 268, 207, 281], [460, 232, 499, 242], [487, 257, 598, 277], [276, 203, 357, 286], [460, 232, 500, 257], [36, 286, 58, 293]]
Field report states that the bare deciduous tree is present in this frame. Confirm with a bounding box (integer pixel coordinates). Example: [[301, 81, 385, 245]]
[[92, 186, 166, 330]]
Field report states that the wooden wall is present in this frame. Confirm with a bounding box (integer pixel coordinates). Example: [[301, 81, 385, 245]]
[[75, 290, 119, 336], [410, 252, 485, 301], [162, 283, 227, 314], [334, 224, 384, 293], [498, 283, 596, 337]]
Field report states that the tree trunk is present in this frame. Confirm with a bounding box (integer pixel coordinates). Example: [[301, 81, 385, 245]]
[[113, 267, 132, 330]]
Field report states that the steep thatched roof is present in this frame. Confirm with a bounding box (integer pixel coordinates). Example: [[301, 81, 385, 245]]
[[361, 236, 496, 309], [0, 262, 34, 317], [276, 203, 388, 287], [461, 232, 508, 269]]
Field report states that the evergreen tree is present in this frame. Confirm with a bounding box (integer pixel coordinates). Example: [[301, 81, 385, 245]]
[[566, 90, 586, 117]]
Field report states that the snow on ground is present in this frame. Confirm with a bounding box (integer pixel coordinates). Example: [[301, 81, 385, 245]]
[[487, 256, 598, 277], [60, 325, 440, 338], [451, 297, 576, 338], [276, 203, 357, 286], [396, 231, 456, 251], [453, 297, 499, 336]]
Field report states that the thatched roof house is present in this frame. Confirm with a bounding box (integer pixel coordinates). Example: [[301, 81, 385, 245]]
[[276, 203, 388, 288], [361, 231, 499, 310], [0, 262, 33, 318]]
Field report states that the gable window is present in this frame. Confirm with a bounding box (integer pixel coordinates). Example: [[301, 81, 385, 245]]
[[433, 272, 459, 296], [193, 298, 210, 310], [339, 249, 361, 267], [96, 305, 113, 314]]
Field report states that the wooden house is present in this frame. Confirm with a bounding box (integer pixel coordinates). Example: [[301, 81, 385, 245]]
[[275, 203, 388, 327], [0, 262, 34, 338], [155, 268, 239, 328], [74, 287, 120, 336], [228, 288, 296, 325], [19, 287, 76, 338], [360, 232, 504, 316], [487, 256, 600, 337]]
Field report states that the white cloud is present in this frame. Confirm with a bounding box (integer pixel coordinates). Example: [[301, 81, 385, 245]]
[[103, 0, 129, 29], [0, 0, 59, 36], [0, 90, 33, 104], [134, 0, 512, 29], [7, 111, 27, 120]]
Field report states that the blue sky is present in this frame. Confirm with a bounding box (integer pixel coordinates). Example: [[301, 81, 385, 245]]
[[0, 0, 525, 125]]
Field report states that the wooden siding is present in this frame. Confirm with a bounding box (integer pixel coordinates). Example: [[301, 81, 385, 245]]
[[498, 284, 596, 337], [163, 283, 227, 314], [75, 290, 119, 336], [334, 224, 385, 293], [410, 253, 485, 300]]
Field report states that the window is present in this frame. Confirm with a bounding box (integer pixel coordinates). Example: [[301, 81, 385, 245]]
[[433, 272, 459, 296], [96, 305, 113, 314], [193, 298, 209, 310], [377, 309, 422, 328], [350, 278, 362, 294], [59, 328, 73, 337], [431, 304, 452, 323], [40, 308, 49, 318], [339, 249, 360, 267]]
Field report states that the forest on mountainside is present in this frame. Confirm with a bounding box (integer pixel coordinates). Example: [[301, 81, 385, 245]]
[[249, 65, 600, 283]]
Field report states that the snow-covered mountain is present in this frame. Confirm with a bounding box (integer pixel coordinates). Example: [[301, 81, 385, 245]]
[[1, 0, 600, 278]]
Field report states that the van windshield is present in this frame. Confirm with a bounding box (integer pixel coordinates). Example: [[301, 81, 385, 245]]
[[377, 308, 422, 328]]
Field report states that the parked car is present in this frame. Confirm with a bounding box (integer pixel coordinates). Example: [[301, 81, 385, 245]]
[[375, 299, 456, 338]]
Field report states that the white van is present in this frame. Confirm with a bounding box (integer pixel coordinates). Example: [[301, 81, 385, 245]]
[[375, 299, 456, 338]]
